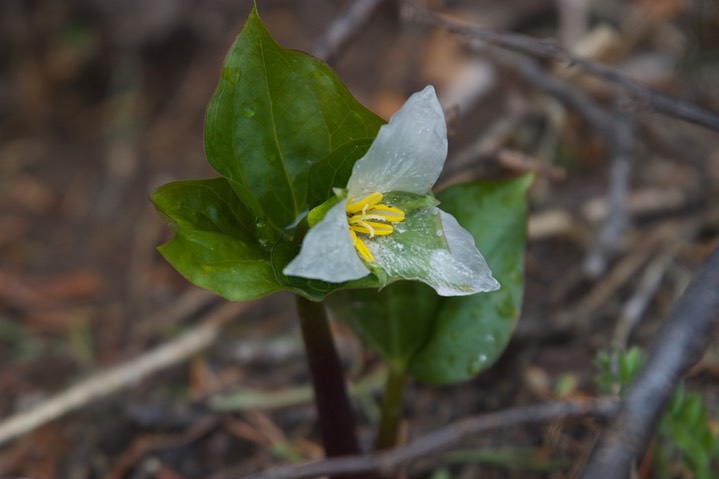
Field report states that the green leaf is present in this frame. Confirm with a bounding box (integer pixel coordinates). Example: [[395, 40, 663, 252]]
[[151, 178, 281, 301], [330, 175, 530, 384], [408, 175, 532, 384], [329, 281, 441, 369], [307, 139, 374, 208], [204, 6, 384, 237]]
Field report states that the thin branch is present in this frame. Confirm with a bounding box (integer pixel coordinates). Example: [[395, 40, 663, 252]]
[[485, 52, 635, 276], [312, 0, 388, 63], [0, 300, 249, 446], [510, 54, 615, 135], [584, 98, 635, 277], [612, 245, 679, 349], [580, 245, 719, 479], [400, 2, 719, 131], [238, 398, 618, 479]]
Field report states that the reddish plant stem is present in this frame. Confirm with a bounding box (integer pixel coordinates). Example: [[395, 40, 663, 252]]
[[296, 295, 367, 478]]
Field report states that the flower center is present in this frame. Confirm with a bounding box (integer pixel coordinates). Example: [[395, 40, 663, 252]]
[[346, 192, 405, 263]]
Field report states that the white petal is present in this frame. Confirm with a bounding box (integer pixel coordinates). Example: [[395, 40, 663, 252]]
[[366, 208, 499, 296], [432, 210, 500, 295], [346, 86, 448, 197], [283, 200, 369, 282]]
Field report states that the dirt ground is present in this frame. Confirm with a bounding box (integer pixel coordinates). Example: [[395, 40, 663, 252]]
[[1, 0, 718, 478]]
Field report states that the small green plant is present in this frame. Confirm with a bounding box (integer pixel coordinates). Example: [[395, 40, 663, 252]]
[[596, 347, 719, 478], [151, 5, 529, 459]]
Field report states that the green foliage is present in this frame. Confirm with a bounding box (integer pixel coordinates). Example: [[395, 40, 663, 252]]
[[151, 6, 530, 381], [331, 175, 531, 384], [595, 346, 643, 395], [151, 178, 281, 301], [595, 347, 719, 478], [152, 7, 383, 301], [657, 389, 719, 479], [204, 7, 383, 235]]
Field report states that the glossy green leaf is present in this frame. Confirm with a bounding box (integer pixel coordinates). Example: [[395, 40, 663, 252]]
[[152, 177, 381, 301], [329, 281, 441, 369], [151, 178, 281, 301], [409, 175, 531, 384], [307, 139, 374, 208], [204, 7, 383, 238], [331, 175, 530, 383]]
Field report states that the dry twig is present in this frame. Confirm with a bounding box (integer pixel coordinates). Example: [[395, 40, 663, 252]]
[[238, 398, 618, 479], [580, 245, 719, 479], [584, 98, 635, 277], [401, 2, 719, 131], [312, 0, 388, 63], [612, 246, 680, 349], [0, 300, 249, 445]]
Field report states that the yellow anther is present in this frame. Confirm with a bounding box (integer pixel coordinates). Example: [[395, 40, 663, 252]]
[[350, 229, 374, 262], [346, 191, 405, 262], [349, 221, 393, 237], [366, 205, 404, 222], [346, 192, 383, 214]]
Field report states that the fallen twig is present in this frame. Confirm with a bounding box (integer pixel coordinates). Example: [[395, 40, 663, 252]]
[[579, 245, 719, 479], [511, 56, 615, 135], [612, 245, 680, 349], [0, 300, 249, 445], [499, 57, 636, 275], [312, 0, 388, 63], [401, 2, 719, 131], [584, 98, 635, 277], [237, 398, 618, 479]]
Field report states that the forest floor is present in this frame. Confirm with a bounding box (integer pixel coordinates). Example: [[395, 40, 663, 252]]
[[1, 0, 718, 478]]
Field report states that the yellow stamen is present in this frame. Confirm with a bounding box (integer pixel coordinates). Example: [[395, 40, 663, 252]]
[[346, 192, 405, 262], [347, 192, 383, 214], [349, 221, 393, 237], [350, 229, 374, 262]]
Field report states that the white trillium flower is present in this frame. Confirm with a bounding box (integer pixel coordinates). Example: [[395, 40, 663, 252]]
[[283, 86, 500, 297]]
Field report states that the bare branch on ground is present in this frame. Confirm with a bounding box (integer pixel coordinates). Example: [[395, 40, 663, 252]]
[[584, 98, 635, 277], [401, 2, 719, 131], [238, 398, 618, 479], [497, 58, 636, 274], [0, 300, 249, 446], [580, 245, 719, 479], [312, 0, 388, 63], [612, 246, 680, 349]]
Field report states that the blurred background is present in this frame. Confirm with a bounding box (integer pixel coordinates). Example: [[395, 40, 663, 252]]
[[1, 0, 718, 477]]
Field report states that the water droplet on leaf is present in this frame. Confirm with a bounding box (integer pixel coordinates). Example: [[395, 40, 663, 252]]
[[241, 103, 257, 118], [222, 67, 241, 84]]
